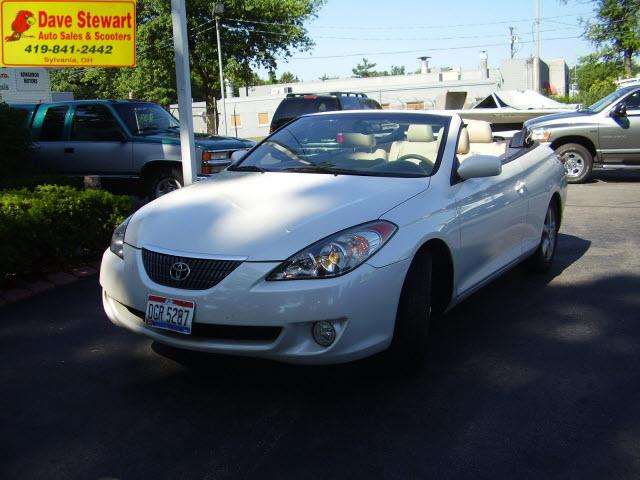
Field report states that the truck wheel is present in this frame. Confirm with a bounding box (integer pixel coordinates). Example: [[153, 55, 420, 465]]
[[555, 143, 593, 183], [386, 249, 432, 374], [147, 168, 183, 200]]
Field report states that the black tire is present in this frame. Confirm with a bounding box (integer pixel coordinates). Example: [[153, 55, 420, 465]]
[[147, 167, 183, 200], [525, 200, 559, 272], [387, 250, 433, 373], [555, 143, 593, 184]]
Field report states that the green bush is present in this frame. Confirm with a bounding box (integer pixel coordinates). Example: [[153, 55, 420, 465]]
[[0, 102, 33, 181], [0, 185, 132, 285]]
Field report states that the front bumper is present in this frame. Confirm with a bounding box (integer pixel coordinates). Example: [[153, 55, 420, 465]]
[[100, 245, 410, 364]]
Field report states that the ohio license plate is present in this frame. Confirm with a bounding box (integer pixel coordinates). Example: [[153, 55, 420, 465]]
[[145, 295, 194, 335]]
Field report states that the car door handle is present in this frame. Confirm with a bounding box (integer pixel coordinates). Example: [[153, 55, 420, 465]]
[[64, 147, 75, 154], [515, 181, 526, 194]]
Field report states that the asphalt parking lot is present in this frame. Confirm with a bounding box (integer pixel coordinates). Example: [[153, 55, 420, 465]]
[[1, 172, 640, 480]]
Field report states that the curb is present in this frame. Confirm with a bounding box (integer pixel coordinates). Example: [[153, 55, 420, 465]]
[[0, 262, 100, 307]]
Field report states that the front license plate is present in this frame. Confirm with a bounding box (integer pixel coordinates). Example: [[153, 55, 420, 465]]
[[145, 295, 194, 335]]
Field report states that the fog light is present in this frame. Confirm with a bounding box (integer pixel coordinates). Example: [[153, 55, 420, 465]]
[[312, 321, 336, 347]]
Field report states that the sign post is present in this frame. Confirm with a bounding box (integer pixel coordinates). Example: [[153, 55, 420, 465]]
[[170, 0, 197, 186]]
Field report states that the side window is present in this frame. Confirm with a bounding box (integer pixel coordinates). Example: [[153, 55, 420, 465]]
[[339, 96, 362, 110], [71, 105, 124, 141], [624, 91, 640, 110], [39, 106, 69, 141]]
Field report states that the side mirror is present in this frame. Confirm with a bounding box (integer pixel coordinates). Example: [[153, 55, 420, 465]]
[[611, 102, 627, 117], [230, 149, 248, 164], [457, 154, 502, 180]]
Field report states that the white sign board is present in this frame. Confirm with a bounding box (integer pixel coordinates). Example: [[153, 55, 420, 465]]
[[0, 67, 52, 103]]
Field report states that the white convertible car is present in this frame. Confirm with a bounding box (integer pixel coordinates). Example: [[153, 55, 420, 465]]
[[100, 111, 566, 368]]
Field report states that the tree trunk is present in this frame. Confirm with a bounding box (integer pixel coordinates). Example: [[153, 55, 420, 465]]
[[205, 90, 219, 135], [624, 49, 633, 78]]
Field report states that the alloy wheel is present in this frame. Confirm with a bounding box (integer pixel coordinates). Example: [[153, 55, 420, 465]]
[[561, 151, 585, 178], [541, 206, 557, 261]]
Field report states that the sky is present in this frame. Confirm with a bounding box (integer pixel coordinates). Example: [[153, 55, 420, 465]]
[[258, 0, 599, 81]]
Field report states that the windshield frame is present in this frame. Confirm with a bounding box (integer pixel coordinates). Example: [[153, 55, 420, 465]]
[[588, 87, 638, 113], [231, 111, 451, 179], [113, 102, 180, 136]]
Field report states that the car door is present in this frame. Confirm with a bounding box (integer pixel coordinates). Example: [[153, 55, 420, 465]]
[[599, 90, 640, 165], [65, 104, 133, 174], [32, 105, 72, 173], [452, 157, 527, 296]]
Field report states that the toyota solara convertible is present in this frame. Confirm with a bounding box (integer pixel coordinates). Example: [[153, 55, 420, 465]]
[[100, 111, 567, 368]]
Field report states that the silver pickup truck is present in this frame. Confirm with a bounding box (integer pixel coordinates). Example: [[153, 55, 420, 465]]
[[525, 85, 640, 183], [16, 100, 255, 198]]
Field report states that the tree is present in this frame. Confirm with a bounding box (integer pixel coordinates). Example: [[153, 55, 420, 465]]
[[50, 0, 324, 132], [389, 65, 406, 76], [583, 0, 640, 78], [352, 58, 378, 78], [278, 71, 300, 83]]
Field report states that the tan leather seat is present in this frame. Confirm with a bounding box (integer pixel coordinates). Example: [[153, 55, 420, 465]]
[[342, 133, 387, 160], [458, 120, 506, 161], [389, 125, 441, 166]]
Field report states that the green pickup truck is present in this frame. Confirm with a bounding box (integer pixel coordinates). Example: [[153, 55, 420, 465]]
[[525, 85, 640, 183], [13, 100, 255, 198]]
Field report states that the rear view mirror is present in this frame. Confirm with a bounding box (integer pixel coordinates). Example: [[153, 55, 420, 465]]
[[457, 154, 502, 180], [230, 150, 248, 164]]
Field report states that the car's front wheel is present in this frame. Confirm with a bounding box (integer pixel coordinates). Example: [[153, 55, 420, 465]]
[[555, 143, 593, 183], [387, 249, 432, 373], [147, 167, 183, 200], [526, 200, 559, 272]]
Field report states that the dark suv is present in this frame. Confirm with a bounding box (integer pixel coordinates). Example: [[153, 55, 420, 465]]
[[270, 92, 381, 132]]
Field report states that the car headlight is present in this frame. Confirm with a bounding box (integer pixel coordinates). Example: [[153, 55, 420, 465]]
[[110, 215, 133, 259], [267, 221, 397, 280], [530, 128, 551, 143]]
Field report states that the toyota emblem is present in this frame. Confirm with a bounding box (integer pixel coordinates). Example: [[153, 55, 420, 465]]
[[169, 261, 191, 281]]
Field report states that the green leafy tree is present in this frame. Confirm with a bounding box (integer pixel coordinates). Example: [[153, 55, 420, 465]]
[[51, 0, 324, 132], [389, 65, 406, 75], [352, 58, 378, 78], [583, 0, 640, 78], [278, 71, 300, 83]]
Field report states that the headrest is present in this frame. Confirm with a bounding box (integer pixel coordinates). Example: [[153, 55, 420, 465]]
[[457, 128, 470, 155], [466, 120, 493, 143], [407, 124, 435, 142], [342, 133, 375, 149]]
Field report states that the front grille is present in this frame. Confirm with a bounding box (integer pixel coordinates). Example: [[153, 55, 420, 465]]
[[125, 306, 282, 342], [142, 248, 242, 290]]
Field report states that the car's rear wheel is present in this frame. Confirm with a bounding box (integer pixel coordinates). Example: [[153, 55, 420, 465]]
[[555, 143, 593, 183], [387, 249, 432, 373], [147, 167, 183, 200], [526, 200, 559, 272]]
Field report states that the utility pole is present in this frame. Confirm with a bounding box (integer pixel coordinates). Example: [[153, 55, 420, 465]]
[[214, 2, 228, 136], [509, 26, 516, 59], [533, 0, 541, 93]]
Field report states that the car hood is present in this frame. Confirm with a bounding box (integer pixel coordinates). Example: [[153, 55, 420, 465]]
[[525, 110, 594, 128], [126, 171, 429, 261]]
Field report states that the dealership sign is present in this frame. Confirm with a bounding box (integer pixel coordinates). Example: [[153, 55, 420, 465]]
[[1, 0, 136, 67]]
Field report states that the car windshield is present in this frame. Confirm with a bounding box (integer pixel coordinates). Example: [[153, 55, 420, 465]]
[[114, 103, 180, 135], [588, 88, 634, 113], [232, 113, 449, 178]]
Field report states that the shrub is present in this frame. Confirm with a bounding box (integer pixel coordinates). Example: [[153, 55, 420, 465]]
[[0, 185, 132, 286], [0, 102, 33, 182]]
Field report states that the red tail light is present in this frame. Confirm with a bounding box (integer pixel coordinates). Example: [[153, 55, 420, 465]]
[[303, 95, 317, 99], [336, 133, 344, 144]]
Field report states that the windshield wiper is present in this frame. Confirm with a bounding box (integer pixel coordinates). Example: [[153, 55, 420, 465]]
[[228, 165, 266, 173]]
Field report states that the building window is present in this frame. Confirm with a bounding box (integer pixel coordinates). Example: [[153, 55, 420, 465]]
[[230, 114, 241, 128], [258, 112, 269, 126], [406, 102, 424, 110]]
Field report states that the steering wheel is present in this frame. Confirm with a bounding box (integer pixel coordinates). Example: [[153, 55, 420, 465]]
[[397, 153, 432, 164]]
